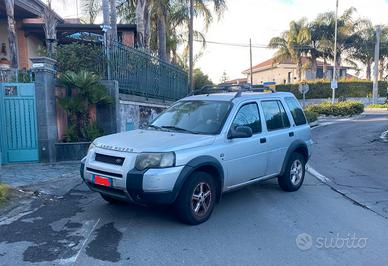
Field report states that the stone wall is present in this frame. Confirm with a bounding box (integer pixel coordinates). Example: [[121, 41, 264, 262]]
[[119, 95, 172, 132]]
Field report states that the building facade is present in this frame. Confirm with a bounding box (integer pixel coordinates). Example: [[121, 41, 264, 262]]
[[242, 58, 349, 85]]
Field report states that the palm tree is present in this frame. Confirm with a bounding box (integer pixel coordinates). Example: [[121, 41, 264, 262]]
[[5, 0, 18, 71], [269, 19, 310, 81], [42, 0, 58, 57], [379, 26, 388, 80], [316, 8, 366, 79], [351, 20, 375, 80]]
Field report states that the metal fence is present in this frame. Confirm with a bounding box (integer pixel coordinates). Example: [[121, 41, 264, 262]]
[[107, 42, 188, 101], [0, 69, 35, 83]]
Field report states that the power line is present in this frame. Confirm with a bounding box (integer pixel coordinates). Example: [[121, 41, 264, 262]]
[[194, 39, 388, 50], [193, 39, 269, 48]]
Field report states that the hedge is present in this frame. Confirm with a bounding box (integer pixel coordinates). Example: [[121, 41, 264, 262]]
[[276, 81, 388, 99], [305, 101, 364, 116], [304, 110, 318, 123], [367, 103, 388, 108]]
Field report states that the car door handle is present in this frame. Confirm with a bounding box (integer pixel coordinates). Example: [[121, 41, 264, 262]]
[[260, 138, 266, 144], [289, 132, 294, 137]]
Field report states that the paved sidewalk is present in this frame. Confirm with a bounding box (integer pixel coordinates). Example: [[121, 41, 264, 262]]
[[0, 162, 80, 187]]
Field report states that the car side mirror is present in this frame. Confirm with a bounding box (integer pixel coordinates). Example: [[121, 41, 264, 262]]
[[228, 126, 253, 139]]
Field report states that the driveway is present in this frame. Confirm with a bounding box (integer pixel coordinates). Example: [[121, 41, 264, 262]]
[[1, 172, 388, 265], [308, 113, 388, 218]]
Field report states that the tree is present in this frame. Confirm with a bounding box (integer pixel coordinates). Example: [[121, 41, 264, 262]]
[[315, 8, 366, 79], [220, 71, 229, 83], [42, 0, 58, 57], [193, 68, 213, 90], [110, 0, 118, 43], [135, 0, 150, 48], [379, 26, 388, 80], [81, 0, 101, 23], [269, 19, 310, 81], [351, 20, 375, 80], [58, 71, 112, 142], [153, 0, 169, 61], [5, 0, 18, 71]]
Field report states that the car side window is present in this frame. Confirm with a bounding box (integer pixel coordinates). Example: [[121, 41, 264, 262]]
[[285, 97, 307, 126], [231, 103, 262, 134], [261, 100, 291, 131]]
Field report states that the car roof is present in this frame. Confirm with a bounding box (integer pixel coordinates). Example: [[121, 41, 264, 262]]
[[182, 91, 295, 104]]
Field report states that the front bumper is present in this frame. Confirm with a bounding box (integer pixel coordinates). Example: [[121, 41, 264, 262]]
[[80, 156, 184, 205]]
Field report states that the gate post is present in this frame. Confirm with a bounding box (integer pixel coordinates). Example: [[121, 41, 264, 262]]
[[30, 57, 58, 163]]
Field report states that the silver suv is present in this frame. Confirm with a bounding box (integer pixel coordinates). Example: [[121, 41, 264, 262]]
[[81, 86, 313, 225]]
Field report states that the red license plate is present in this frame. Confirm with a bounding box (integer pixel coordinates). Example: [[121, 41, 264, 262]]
[[94, 175, 112, 187]]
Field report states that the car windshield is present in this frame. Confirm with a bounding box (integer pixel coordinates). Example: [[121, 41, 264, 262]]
[[150, 100, 231, 135]]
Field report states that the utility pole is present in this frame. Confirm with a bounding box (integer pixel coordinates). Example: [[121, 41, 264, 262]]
[[372, 25, 381, 104], [331, 0, 339, 104], [188, 0, 194, 93], [249, 38, 253, 85]]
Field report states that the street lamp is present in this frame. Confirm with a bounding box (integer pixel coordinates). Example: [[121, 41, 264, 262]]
[[101, 24, 112, 80], [331, 0, 339, 104]]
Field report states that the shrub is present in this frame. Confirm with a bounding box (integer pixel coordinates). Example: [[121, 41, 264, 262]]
[[58, 71, 112, 142], [305, 101, 364, 116], [0, 184, 10, 203], [304, 110, 318, 123], [276, 81, 388, 99], [55, 43, 105, 76]]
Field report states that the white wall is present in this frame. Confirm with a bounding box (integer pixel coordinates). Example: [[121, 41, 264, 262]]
[[27, 35, 43, 68]]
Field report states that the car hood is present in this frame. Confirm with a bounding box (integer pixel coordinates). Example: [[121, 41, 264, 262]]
[[94, 129, 216, 153]]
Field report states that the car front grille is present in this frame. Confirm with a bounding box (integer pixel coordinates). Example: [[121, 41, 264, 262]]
[[86, 167, 123, 178], [95, 153, 125, 166]]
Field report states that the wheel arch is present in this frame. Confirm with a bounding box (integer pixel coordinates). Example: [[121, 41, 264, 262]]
[[173, 156, 224, 203], [280, 140, 309, 176]]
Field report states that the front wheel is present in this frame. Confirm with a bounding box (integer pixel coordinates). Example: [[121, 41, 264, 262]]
[[278, 153, 306, 192], [174, 171, 217, 225]]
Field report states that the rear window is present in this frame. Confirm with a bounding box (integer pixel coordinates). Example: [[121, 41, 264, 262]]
[[285, 97, 307, 126]]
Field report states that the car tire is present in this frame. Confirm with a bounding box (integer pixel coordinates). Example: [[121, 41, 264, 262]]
[[100, 193, 124, 204], [278, 152, 306, 192], [174, 171, 217, 225]]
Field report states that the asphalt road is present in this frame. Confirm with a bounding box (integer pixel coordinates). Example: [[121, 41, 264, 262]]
[[1, 173, 388, 265], [1, 114, 388, 265], [309, 113, 388, 219]]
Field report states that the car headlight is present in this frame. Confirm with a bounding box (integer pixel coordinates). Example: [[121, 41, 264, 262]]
[[135, 152, 175, 171], [88, 142, 96, 153]]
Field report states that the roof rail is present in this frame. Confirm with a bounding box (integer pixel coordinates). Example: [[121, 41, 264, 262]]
[[190, 83, 276, 98]]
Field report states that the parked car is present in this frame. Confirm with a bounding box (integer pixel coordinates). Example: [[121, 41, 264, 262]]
[[80, 87, 313, 225]]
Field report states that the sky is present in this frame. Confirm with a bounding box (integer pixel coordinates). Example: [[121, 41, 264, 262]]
[[51, 0, 388, 82]]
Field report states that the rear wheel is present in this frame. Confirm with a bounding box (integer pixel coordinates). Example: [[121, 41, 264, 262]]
[[174, 171, 216, 225], [278, 152, 306, 192], [100, 193, 124, 204]]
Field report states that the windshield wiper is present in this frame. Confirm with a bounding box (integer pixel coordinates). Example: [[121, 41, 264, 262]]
[[160, 126, 200, 134], [147, 125, 162, 130]]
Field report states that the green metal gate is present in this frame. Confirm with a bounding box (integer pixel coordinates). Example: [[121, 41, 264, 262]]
[[0, 83, 38, 164]]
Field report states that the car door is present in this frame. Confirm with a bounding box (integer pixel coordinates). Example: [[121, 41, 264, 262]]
[[223, 102, 269, 188], [260, 99, 293, 176]]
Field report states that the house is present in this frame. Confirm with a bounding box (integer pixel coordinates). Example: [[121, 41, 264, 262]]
[[242, 57, 350, 85], [0, 0, 136, 71], [221, 77, 248, 85]]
